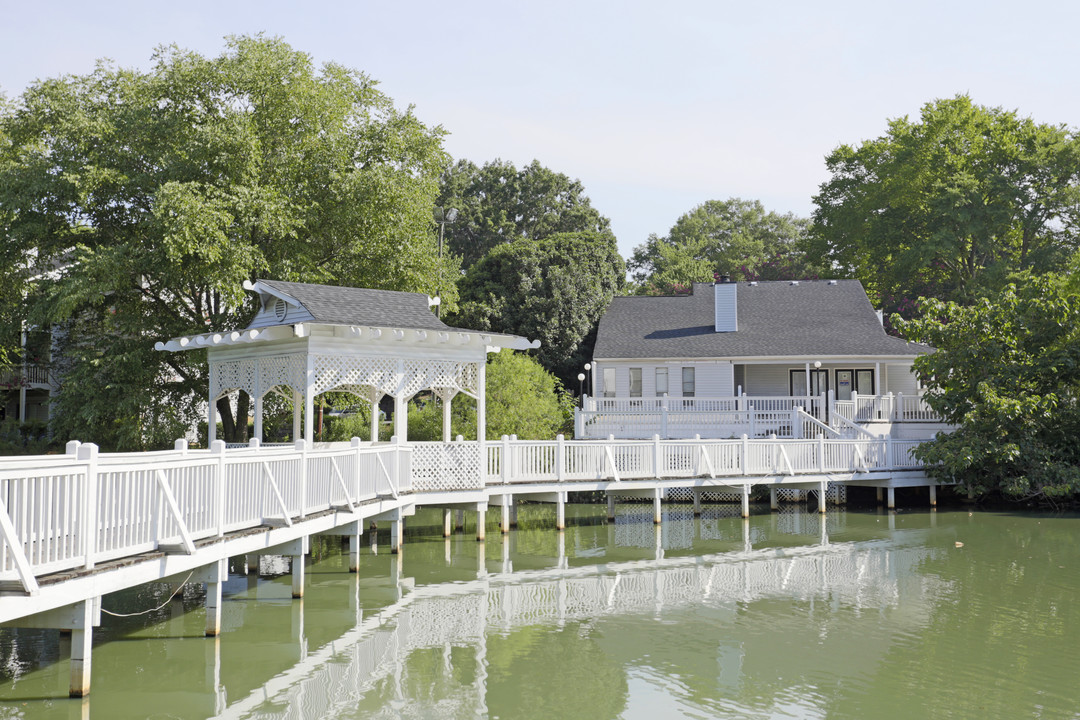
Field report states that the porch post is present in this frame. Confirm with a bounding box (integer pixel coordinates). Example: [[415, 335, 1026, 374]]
[[804, 361, 811, 397], [875, 362, 881, 395]]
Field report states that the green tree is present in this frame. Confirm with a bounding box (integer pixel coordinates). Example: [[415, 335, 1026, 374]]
[[451, 231, 624, 385], [812, 95, 1080, 317], [895, 275, 1080, 502], [628, 198, 812, 294], [435, 159, 611, 268], [0, 36, 451, 450], [407, 351, 573, 441]]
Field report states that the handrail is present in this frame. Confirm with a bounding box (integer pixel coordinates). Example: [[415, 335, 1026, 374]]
[[795, 408, 840, 438], [829, 412, 881, 440]]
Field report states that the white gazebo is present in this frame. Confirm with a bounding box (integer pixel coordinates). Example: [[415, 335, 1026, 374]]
[[155, 279, 538, 447]]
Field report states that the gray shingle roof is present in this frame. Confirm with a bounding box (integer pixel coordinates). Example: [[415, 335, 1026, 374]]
[[257, 279, 452, 331], [593, 280, 927, 359]]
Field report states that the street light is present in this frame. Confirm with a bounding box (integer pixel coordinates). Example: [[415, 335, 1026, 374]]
[[584, 363, 592, 396], [577, 373, 586, 405], [433, 207, 459, 317]]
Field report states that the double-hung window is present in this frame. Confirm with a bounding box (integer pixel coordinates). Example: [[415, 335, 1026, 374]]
[[682, 367, 696, 397]]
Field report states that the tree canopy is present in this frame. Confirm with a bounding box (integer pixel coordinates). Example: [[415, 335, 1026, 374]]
[[896, 275, 1080, 503], [628, 198, 812, 294], [0, 36, 452, 449], [435, 158, 612, 268], [451, 231, 624, 385], [811, 95, 1080, 317]]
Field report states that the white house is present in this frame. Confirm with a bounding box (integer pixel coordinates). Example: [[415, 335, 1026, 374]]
[[581, 279, 938, 439]]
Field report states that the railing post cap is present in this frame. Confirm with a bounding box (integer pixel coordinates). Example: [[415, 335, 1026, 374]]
[[66, 440, 81, 455], [174, 438, 188, 452], [557, 434, 565, 441], [211, 439, 227, 453], [350, 437, 362, 447], [76, 443, 99, 459], [293, 439, 306, 451], [248, 438, 260, 448], [456, 434, 464, 442], [501, 434, 510, 441]]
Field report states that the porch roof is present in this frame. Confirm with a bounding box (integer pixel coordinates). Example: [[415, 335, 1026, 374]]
[[593, 280, 928, 360]]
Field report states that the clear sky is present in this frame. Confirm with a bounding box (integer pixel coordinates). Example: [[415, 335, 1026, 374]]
[[2, 0, 1077, 260]]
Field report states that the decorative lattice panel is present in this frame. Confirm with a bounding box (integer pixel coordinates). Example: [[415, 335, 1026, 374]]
[[312, 355, 400, 397], [211, 358, 256, 400], [409, 442, 483, 491], [213, 354, 484, 403], [258, 355, 306, 398]]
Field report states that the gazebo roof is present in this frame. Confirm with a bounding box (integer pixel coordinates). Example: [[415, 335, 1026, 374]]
[[155, 279, 539, 353], [250, 279, 452, 331]]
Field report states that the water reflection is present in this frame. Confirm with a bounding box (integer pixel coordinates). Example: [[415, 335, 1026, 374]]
[[3, 506, 1080, 719]]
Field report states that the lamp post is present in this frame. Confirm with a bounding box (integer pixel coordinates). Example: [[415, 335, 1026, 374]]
[[577, 373, 586, 406], [583, 363, 592, 397], [433, 207, 459, 318]]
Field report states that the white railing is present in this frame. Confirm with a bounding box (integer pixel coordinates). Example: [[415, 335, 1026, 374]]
[[833, 393, 942, 423], [412, 435, 927, 487], [584, 394, 825, 414], [576, 395, 834, 440], [898, 395, 938, 421], [0, 438, 410, 594]]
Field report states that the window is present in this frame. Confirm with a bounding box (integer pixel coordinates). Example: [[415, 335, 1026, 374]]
[[655, 368, 669, 396], [682, 367, 695, 397], [603, 367, 616, 398], [629, 368, 642, 397], [855, 369, 874, 395]]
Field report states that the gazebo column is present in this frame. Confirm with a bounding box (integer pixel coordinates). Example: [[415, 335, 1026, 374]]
[[442, 395, 453, 443], [394, 394, 408, 442], [292, 390, 303, 444], [370, 391, 381, 443], [253, 371, 263, 444], [208, 393, 218, 442], [304, 355, 315, 445], [477, 360, 487, 486]]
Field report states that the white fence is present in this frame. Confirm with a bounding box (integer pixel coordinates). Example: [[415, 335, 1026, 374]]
[[453, 435, 927, 490], [0, 439, 410, 594]]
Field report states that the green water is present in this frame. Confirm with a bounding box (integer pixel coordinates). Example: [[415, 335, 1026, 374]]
[[1, 504, 1079, 719]]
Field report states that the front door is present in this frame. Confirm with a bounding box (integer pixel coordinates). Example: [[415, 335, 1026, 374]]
[[790, 369, 830, 397], [790, 369, 830, 418], [836, 370, 853, 401]]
